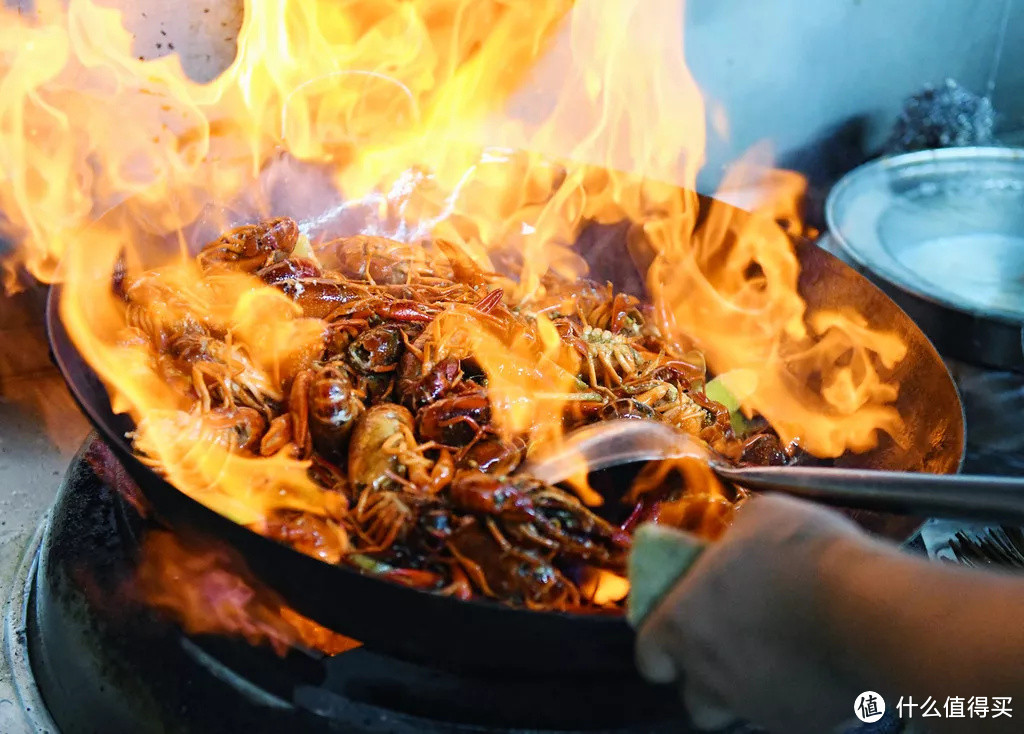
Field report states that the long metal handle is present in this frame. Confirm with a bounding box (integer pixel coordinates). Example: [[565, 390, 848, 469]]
[[524, 419, 1024, 525], [716, 465, 1024, 525]]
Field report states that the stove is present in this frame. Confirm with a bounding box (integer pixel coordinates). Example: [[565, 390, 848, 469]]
[[3, 435, 740, 734]]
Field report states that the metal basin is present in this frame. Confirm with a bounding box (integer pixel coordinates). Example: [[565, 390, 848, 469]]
[[826, 146, 1024, 372]]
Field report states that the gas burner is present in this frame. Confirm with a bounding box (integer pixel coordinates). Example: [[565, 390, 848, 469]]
[[6, 435, 753, 734]]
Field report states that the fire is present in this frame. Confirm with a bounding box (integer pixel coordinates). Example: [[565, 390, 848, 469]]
[[136, 529, 360, 656], [0, 0, 574, 288], [1, 0, 910, 638], [83, 439, 355, 654], [628, 456, 740, 540], [421, 305, 585, 443], [641, 148, 907, 457]]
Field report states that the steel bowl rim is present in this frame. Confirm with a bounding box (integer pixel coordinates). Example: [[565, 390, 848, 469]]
[[825, 145, 1024, 327]]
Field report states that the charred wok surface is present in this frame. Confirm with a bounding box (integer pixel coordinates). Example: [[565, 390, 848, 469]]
[[117, 217, 799, 612]]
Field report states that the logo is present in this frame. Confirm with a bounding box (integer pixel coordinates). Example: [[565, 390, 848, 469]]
[[855, 691, 886, 723]]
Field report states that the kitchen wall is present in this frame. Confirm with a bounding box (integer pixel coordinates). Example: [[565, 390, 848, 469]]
[[994, 0, 1024, 134], [685, 0, 1019, 196]]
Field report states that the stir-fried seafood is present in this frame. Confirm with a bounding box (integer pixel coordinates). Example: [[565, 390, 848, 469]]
[[119, 217, 799, 612]]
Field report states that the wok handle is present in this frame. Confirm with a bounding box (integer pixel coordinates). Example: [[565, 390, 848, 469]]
[[716, 466, 1024, 525]]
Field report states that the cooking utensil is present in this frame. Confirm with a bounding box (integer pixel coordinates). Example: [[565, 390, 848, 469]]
[[46, 189, 965, 675], [948, 526, 1024, 569], [826, 146, 1024, 372], [525, 419, 1024, 525]]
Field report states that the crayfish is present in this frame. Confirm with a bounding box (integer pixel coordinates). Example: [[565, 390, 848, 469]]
[[125, 218, 779, 613]]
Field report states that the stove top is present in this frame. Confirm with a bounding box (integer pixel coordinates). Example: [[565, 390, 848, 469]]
[[5, 436, 739, 734]]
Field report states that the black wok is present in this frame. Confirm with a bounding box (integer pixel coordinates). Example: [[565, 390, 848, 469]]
[[46, 192, 965, 676]]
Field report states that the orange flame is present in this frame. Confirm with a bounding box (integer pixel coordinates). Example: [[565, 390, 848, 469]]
[[0, 0, 574, 288], [628, 456, 740, 540], [422, 305, 584, 441], [136, 529, 360, 656], [1, 0, 911, 637]]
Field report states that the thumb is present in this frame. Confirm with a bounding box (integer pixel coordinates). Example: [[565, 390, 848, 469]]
[[635, 633, 678, 683], [684, 682, 741, 731]]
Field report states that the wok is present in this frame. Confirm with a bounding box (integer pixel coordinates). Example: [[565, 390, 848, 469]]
[[46, 190, 966, 676]]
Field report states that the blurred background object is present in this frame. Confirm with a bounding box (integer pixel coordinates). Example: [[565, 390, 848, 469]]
[[884, 79, 997, 154]]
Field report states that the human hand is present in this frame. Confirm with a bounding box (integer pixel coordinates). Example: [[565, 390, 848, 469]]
[[634, 494, 875, 733]]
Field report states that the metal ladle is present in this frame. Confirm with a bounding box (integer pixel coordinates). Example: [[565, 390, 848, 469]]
[[522, 419, 1024, 525]]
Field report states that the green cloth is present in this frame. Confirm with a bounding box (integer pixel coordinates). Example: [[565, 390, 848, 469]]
[[627, 523, 707, 628]]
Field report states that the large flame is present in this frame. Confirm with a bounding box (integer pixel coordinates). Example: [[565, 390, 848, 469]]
[[1, 0, 908, 643]]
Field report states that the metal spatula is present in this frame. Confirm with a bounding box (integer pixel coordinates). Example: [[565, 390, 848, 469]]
[[522, 419, 1024, 526]]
